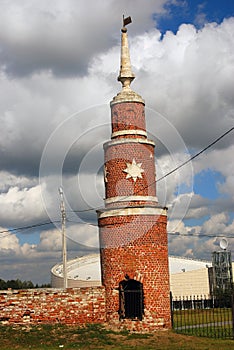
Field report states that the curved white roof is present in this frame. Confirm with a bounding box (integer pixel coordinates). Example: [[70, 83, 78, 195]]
[[51, 254, 101, 282], [51, 253, 212, 283], [169, 255, 211, 274]]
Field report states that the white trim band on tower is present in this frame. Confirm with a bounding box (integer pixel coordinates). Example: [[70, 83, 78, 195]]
[[112, 129, 147, 138], [97, 206, 167, 219], [104, 137, 155, 149], [105, 195, 158, 205], [110, 89, 145, 105]]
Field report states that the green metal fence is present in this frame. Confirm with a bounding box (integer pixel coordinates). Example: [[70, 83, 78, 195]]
[[171, 293, 234, 339]]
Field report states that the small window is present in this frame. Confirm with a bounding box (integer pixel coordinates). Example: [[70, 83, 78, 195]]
[[119, 275, 144, 320]]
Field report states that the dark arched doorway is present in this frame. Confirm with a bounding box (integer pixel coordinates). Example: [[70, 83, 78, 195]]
[[119, 276, 144, 320]]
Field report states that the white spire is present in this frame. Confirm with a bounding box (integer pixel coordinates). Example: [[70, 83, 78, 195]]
[[118, 19, 135, 89], [111, 16, 144, 105]]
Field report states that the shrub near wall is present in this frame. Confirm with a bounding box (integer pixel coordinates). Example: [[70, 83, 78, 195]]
[[0, 287, 106, 324]]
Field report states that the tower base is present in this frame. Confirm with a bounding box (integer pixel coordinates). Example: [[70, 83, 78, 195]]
[[98, 206, 172, 330]]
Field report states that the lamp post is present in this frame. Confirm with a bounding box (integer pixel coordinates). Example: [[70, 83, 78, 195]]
[[59, 187, 67, 289]]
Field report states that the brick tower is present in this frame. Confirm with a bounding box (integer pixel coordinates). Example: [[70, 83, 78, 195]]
[[97, 17, 171, 331]]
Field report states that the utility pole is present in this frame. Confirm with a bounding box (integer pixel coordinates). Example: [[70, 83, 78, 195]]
[[59, 187, 67, 289]]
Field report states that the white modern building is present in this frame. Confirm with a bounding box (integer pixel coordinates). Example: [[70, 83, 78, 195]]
[[51, 253, 217, 297], [51, 254, 102, 288]]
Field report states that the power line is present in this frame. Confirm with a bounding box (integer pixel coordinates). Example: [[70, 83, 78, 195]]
[[157, 126, 234, 183], [168, 232, 234, 238], [1, 217, 233, 242], [0, 127, 233, 238], [71, 126, 234, 213], [0, 220, 60, 238], [66, 218, 97, 226], [65, 220, 234, 239], [0, 219, 95, 239]]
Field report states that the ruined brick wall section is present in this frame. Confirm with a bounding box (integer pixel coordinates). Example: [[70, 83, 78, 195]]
[[0, 287, 106, 325], [98, 213, 171, 331]]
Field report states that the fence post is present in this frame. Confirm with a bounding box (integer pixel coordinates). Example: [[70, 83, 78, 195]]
[[232, 291, 234, 340], [170, 292, 174, 328]]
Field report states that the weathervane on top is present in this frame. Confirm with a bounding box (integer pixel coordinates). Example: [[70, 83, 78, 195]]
[[122, 15, 132, 29]]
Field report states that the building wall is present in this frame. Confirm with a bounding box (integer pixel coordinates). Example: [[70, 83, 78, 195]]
[[98, 92, 171, 331], [2, 265, 230, 326], [170, 268, 210, 298], [0, 287, 106, 325], [104, 140, 157, 202], [111, 102, 146, 135], [51, 275, 101, 289], [51, 254, 102, 289], [98, 211, 171, 331]]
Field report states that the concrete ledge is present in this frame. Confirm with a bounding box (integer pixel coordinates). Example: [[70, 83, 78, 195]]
[[104, 137, 155, 149], [111, 129, 147, 138], [105, 195, 158, 205], [97, 206, 167, 219]]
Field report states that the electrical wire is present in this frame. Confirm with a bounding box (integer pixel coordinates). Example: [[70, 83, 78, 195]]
[[71, 126, 234, 213], [0, 220, 60, 238], [0, 126, 233, 239], [157, 126, 234, 183], [66, 219, 234, 239], [168, 232, 234, 238], [1, 217, 233, 241]]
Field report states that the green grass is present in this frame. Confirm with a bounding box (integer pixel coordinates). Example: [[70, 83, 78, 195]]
[[0, 323, 234, 350], [173, 308, 233, 339], [176, 325, 233, 339], [173, 308, 232, 327]]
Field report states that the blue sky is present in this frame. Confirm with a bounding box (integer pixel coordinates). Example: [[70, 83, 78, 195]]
[[194, 169, 225, 200], [0, 0, 233, 283], [157, 0, 234, 33], [153, 0, 234, 238]]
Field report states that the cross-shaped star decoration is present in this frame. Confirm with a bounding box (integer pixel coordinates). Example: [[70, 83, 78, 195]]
[[123, 159, 144, 182]]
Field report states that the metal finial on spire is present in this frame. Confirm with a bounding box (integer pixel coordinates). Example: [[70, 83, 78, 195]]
[[118, 15, 135, 89], [123, 15, 132, 28]]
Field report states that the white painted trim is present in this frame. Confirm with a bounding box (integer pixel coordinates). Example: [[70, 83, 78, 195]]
[[97, 207, 167, 219], [105, 196, 158, 204], [104, 138, 155, 149], [110, 89, 145, 105], [112, 129, 147, 138]]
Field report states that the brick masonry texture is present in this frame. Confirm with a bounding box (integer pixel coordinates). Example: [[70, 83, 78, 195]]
[[0, 287, 106, 325], [98, 213, 171, 330], [0, 92, 171, 332], [104, 142, 156, 200], [98, 94, 172, 331], [111, 102, 146, 136]]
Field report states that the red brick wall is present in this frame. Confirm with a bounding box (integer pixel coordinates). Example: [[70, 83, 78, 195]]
[[0, 287, 106, 325], [111, 102, 146, 136], [104, 141, 156, 200], [98, 213, 171, 331], [98, 94, 171, 331]]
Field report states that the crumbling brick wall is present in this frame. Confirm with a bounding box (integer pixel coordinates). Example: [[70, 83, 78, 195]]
[[0, 287, 106, 325]]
